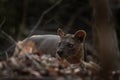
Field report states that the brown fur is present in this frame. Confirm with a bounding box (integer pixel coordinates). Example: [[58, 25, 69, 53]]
[[14, 28, 100, 71], [57, 28, 100, 72], [14, 40, 41, 56], [57, 29, 86, 64]]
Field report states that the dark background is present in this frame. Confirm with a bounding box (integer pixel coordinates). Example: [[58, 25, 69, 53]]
[[0, 0, 120, 59]]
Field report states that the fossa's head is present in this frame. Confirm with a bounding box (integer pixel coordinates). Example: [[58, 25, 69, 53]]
[[56, 28, 86, 64]]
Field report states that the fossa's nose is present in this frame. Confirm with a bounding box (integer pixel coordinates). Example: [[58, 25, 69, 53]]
[[57, 50, 64, 57]]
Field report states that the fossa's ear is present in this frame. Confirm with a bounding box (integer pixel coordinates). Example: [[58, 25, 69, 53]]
[[74, 30, 86, 42], [57, 28, 65, 37]]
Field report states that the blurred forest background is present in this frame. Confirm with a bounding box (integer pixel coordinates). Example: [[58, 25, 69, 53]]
[[0, 0, 120, 60], [0, 0, 120, 79]]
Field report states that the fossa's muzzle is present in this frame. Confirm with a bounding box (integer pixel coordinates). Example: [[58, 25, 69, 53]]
[[56, 50, 64, 57], [56, 50, 82, 64]]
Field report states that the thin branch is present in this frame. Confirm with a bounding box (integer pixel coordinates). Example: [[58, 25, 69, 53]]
[[5, 52, 9, 60], [1, 31, 18, 45], [0, 17, 6, 30], [1, 30, 20, 58], [0, 43, 15, 54], [1, 30, 26, 56], [28, 0, 62, 37]]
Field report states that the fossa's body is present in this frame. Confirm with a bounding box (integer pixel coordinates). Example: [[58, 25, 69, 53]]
[[14, 29, 100, 71], [14, 35, 59, 57]]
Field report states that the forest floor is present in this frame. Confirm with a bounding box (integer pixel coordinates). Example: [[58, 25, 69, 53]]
[[0, 53, 119, 80], [0, 53, 100, 80]]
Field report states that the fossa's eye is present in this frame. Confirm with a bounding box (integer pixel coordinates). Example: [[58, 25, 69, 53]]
[[67, 43, 74, 48]]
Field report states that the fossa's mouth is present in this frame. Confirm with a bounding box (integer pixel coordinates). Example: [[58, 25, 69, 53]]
[[56, 52, 82, 64], [56, 53, 64, 59]]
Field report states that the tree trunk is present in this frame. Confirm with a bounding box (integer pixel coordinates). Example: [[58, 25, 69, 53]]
[[17, 0, 28, 40], [90, 0, 120, 78]]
